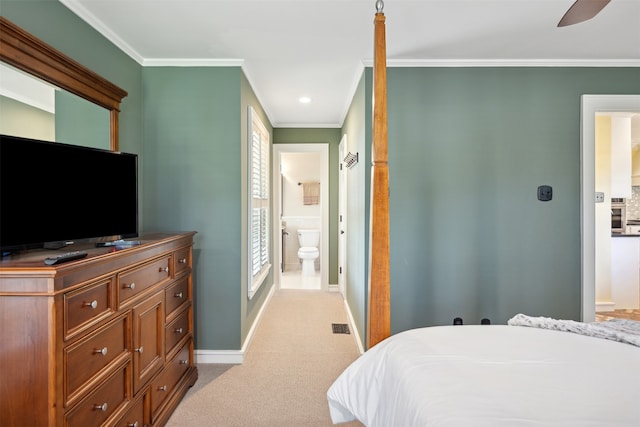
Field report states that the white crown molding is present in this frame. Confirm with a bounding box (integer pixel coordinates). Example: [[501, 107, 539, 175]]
[[272, 122, 343, 128], [143, 58, 244, 67], [362, 59, 640, 67], [60, 0, 146, 64], [59, 0, 638, 130], [240, 63, 276, 127], [334, 61, 366, 129]]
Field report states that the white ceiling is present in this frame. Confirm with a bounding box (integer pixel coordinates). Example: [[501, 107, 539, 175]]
[[59, 0, 640, 128]]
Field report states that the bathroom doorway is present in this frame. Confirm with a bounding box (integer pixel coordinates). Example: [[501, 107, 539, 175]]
[[273, 143, 329, 291]]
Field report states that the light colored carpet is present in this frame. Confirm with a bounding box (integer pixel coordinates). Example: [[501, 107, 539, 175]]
[[166, 289, 364, 427]]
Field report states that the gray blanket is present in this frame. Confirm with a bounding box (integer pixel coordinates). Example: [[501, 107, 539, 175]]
[[508, 313, 640, 347]]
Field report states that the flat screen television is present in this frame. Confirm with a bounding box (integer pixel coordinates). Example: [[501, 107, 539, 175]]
[[0, 134, 138, 252]]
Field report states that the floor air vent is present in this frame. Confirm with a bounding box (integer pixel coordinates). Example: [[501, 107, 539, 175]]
[[332, 323, 350, 334]]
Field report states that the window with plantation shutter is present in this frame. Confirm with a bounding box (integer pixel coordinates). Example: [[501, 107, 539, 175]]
[[248, 106, 270, 299]]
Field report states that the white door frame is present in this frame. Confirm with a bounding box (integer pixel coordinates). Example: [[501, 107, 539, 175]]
[[273, 143, 329, 291], [581, 95, 640, 322], [338, 135, 348, 298]]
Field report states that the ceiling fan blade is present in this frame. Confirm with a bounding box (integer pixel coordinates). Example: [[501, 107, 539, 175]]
[[558, 0, 611, 27]]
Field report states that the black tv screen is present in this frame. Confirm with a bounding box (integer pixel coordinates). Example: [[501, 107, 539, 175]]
[[0, 134, 138, 251]]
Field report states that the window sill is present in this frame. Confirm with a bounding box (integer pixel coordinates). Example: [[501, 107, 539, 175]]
[[248, 263, 271, 300]]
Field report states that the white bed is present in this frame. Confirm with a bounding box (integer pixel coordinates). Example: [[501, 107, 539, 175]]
[[327, 321, 640, 426]]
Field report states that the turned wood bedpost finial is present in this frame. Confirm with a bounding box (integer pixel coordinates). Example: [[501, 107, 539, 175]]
[[367, 2, 390, 349]]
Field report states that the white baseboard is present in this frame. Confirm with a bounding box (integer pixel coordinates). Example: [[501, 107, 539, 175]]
[[195, 284, 276, 364], [343, 297, 365, 355], [328, 283, 339, 292], [596, 301, 616, 310], [194, 349, 245, 364]]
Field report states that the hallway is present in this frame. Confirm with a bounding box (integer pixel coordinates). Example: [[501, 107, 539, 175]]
[[166, 289, 362, 426]]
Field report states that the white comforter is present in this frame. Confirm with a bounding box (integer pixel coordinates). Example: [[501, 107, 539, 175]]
[[327, 325, 640, 426]]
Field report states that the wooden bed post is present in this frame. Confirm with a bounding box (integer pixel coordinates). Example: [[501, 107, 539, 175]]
[[367, 0, 390, 348]]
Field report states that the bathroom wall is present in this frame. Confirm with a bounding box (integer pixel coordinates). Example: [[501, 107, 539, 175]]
[[281, 152, 321, 272], [282, 152, 321, 216]]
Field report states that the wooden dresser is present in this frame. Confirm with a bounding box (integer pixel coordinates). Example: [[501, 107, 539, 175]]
[[0, 232, 198, 427]]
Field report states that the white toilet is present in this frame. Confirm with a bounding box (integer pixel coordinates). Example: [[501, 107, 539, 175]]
[[297, 229, 320, 276]]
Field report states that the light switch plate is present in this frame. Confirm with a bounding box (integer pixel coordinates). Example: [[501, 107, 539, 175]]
[[595, 192, 605, 203]]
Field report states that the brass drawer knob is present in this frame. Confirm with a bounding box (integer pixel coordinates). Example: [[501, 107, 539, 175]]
[[157, 385, 167, 392], [93, 347, 108, 356], [83, 300, 98, 309]]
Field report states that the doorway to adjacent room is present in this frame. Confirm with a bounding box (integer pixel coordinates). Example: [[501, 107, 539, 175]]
[[581, 95, 640, 322], [273, 143, 329, 291]]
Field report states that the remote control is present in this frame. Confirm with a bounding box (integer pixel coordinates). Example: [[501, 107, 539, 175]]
[[44, 251, 88, 265]]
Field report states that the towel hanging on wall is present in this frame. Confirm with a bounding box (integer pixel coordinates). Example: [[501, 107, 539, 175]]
[[300, 181, 320, 205]]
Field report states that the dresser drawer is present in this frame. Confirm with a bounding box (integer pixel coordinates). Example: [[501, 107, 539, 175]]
[[173, 247, 191, 276], [118, 256, 170, 306], [64, 313, 130, 407], [64, 277, 114, 340], [150, 342, 191, 419], [65, 362, 130, 427], [165, 309, 190, 356], [165, 277, 189, 318], [115, 392, 147, 427]]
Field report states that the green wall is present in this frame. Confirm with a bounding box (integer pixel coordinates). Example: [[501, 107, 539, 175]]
[[240, 72, 274, 343], [339, 71, 371, 345], [273, 128, 342, 285], [341, 67, 639, 349], [143, 67, 274, 350], [55, 91, 110, 150], [372, 67, 639, 338]]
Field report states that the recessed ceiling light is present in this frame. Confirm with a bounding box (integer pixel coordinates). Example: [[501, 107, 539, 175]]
[[299, 96, 311, 104]]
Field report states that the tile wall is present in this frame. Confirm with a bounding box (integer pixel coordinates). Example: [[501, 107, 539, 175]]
[[626, 187, 640, 219]]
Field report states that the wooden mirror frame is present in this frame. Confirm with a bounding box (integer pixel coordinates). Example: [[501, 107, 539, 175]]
[[0, 17, 127, 151]]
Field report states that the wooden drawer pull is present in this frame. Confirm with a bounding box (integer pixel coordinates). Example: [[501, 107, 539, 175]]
[[159, 267, 169, 273], [123, 282, 135, 290], [174, 328, 183, 334], [157, 385, 167, 392], [83, 300, 98, 309], [93, 347, 108, 356], [178, 258, 187, 264], [174, 292, 183, 298], [93, 402, 108, 412]]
